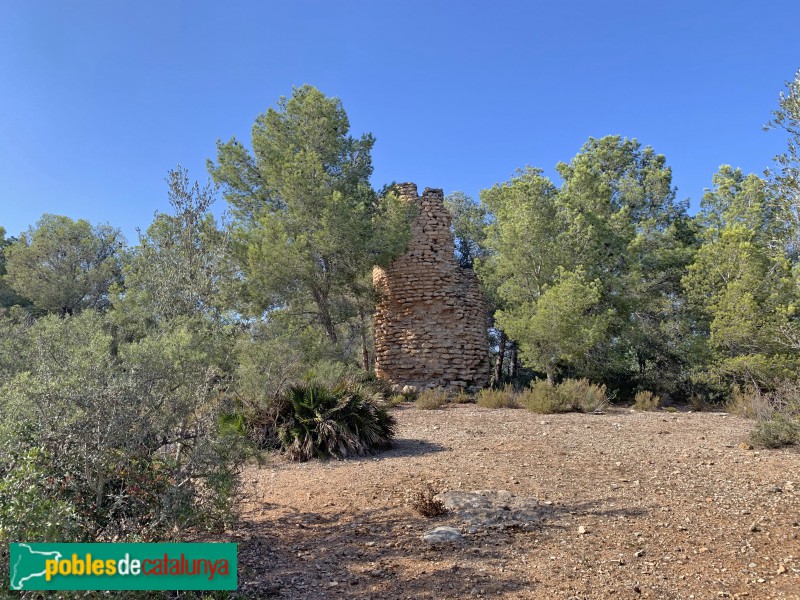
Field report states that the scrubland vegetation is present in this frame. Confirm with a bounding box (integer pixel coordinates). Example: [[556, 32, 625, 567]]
[[2, 71, 800, 565]]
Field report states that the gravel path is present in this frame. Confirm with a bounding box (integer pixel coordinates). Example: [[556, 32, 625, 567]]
[[226, 405, 800, 599]]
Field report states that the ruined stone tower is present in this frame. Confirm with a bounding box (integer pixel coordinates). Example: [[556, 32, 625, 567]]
[[373, 183, 490, 390]]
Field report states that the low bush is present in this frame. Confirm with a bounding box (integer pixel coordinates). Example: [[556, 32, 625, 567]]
[[409, 485, 447, 517], [689, 394, 709, 412], [750, 414, 800, 448], [386, 394, 406, 408], [728, 382, 800, 420], [634, 390, 661, 411], [476, 386, 519, 409], [415, 388, 449, 410], [521, 380, 572, 414], [0, 312, 248, 544], [557, 378, 608, 413], [726, 381, 800, 449], [519, 379, 608, 414], [276, 383, 396, 461], [727, 385, 772, 419], [452, 389, 474, 404]]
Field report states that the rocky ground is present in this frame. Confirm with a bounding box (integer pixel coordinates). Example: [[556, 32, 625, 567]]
[[224, 405, 800, 599]]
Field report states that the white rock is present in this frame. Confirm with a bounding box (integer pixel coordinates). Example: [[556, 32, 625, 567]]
[[422, 526, 463, 543]]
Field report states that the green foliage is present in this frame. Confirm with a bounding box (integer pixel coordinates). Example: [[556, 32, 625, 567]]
[[0, 226, 31, 312], [557, 378, 609, 413], [521, 380, 572, 414], [497, 268, 609, 383], [4, 214, 124, 316], [0, 443, 82, 542], [766, 69, 800, 230], [0, 311, 248, 542], [386, 394, 406, 408], [519, 378, 609, 414], [683, 167, 797, 391], [231, 313, 369, 449], [477, 167, 561, 310], [209, 85, 413, 347], [0, 308, 33, 382], [113, 168, 234, 339], [633, 390, 661, 411], [415, 388, 450, 410], [476, 386, 519, 408], [444, 191, 487, 268], [697, 166, 790, 247], [750, 414, 800, 448], [480, 139, 697, 394], [275, 383, 395, 461]]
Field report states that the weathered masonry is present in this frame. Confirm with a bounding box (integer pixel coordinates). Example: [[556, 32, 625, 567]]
[[373, 183, 490, 389]]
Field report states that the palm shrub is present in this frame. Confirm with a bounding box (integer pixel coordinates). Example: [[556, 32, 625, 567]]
[[276, 383, 396, 461]]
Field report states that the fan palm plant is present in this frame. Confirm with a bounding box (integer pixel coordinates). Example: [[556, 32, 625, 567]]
[[276, 383, 396, 461]]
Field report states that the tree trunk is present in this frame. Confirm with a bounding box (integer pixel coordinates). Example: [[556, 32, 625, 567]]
[[493, 330, 507, 386], [312, 288, 338, 344], [359, 308, 371, 372], [508, 342, 518, 380], [546, 363, 555, 386]]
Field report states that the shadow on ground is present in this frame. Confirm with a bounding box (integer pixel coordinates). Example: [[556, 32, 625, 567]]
[[229, 497, 647, 599]]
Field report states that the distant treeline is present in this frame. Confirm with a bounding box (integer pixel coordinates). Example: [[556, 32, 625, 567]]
[[1, 74, 799, 553]]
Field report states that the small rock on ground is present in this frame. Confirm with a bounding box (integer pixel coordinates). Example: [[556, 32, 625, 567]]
[[422, 526, 463, 543]]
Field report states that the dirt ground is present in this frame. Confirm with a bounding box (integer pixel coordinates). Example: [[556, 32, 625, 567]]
[[225, 405, 800, 599]]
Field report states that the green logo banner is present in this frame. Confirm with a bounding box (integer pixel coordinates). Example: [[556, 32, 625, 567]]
[[9, 543, 237, 590]]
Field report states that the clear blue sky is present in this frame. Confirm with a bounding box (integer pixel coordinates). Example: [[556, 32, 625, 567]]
[[1, 1, 799, 242]]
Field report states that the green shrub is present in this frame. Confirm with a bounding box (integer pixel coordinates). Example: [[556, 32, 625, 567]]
[[726, 381, 800, 449], [0, 312, 248, 543], [634, 390, 661, 411], [557, 378, 608, 413], [415, 388, 449, 410], [750, 414, 800, 448], [386, 394, 406, 408], [476, 386, 519, 409], [276, 383, 396, 461], [521, 380, 572, 414], [520, 379, 609, 414], [452, 389, 475, 404]]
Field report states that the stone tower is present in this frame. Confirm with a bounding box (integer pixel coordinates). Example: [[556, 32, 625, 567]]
[[373, 183, 490, 390]]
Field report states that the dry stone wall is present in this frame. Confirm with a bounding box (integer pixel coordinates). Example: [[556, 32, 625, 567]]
[[373, 183, 490, 390]]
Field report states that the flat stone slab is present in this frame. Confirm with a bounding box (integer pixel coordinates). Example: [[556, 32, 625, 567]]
[[422, 526, 463, 543], [435, 490, 542, 530]]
